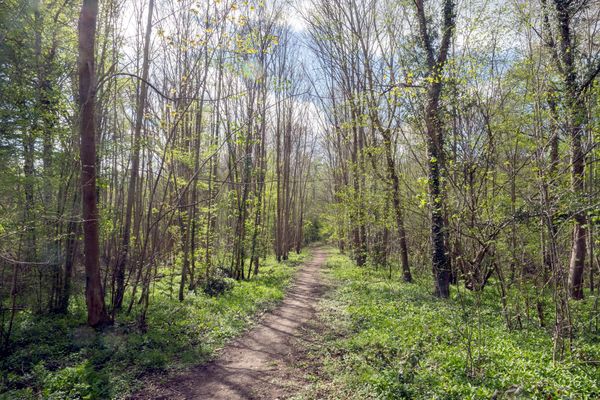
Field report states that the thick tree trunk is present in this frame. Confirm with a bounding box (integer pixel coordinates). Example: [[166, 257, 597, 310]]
[[428, 133, 450, 298], [416, 0, 455, 298], [78, 0, 111, 328], [553, 1, 587, 300]]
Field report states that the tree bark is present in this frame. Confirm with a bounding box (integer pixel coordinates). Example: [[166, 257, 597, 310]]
[[416, 0, 455, 298], [382, 131, 412, 282], [78, 0, 111, 327], [553, 1, 587, 299], [114, 0, 154, 311]]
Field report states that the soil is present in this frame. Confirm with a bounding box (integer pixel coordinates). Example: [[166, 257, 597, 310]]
[[130, 246, 329, 400]]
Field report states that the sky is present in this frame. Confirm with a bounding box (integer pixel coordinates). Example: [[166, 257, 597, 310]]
[[284, 0, 310, 33]]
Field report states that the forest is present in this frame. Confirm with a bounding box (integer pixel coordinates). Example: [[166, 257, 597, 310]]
[[0, 0, 599, 398]]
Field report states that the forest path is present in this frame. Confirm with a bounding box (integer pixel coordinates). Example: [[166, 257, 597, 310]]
[[131, 246, 329, 400]]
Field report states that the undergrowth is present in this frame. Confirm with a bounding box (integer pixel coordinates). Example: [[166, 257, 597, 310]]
[[298, 250, 600, 400], [0, 251, 306, 399]]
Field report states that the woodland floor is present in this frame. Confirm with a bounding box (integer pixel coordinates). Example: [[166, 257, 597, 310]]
[[130, 246, 331, 400], [127, 246, 600, 399]]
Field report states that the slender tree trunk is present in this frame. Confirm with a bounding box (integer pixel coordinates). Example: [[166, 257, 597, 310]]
[[23, 118, 36, 266], [350, 109, 365, 266], [589, 145, 595, 292], [250, 80, 268, 276], [114, 0, 154, 311], [382, 131, 412, 282], [57, 188, 80, 313], [275, 107, 283, 261]]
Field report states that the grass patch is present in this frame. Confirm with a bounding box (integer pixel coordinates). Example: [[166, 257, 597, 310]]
[[0, 251, 307, 399], [298, 250, 600, 400]]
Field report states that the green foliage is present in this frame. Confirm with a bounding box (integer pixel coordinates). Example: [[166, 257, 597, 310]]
[[33, 361, 109, 400], [202, 268, 237, 296], [303, 218, 323, 244], [0, 252, 306, 399], [303, 252, 600, 399]]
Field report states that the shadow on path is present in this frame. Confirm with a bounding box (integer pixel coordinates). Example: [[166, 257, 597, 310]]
[[130, 246, 329, 400]]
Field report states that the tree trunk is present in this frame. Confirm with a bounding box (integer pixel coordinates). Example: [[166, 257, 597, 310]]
[[428, 131, 450, 298], [382, 131, 412, 282], [57, 189, 80, 313], [416, 0, 455, 298], [114, 0, 154, 311], [553, 1, 587, 300], [78, 0, 111, 328]]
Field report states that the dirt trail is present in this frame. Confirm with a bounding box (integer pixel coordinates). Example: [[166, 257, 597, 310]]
[[131, 247, 328, 400]]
